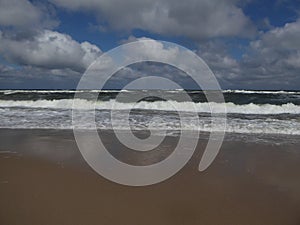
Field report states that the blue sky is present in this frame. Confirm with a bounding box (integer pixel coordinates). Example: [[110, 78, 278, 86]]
[[0, 0, 300, 90]]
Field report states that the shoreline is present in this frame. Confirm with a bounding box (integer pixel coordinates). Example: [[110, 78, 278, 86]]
[[1, 129, 300, 224]]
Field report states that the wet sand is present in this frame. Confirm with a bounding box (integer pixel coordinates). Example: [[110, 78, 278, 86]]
[[1, 129, 300, 225]]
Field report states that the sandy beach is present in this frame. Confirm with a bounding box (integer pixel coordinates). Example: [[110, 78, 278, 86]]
[[0, 129, 300, 225]]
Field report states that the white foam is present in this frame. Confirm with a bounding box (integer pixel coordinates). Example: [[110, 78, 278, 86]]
[[1, 118, 300, 135], [0, 99, 300, 115], [1, 98, 300, 135]]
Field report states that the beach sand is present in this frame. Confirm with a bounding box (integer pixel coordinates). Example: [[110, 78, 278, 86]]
[[1, 129, 300, 225]]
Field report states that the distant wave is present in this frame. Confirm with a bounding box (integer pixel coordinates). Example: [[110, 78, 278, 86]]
[[0, 90, 122, 95], [1, 99, 300, 115], [223, 89, 300, 94]]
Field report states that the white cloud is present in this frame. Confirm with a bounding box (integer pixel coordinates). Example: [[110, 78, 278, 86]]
[[213, 19, 300, 89], [50, 0, 256, 39], [120, 36, 180, 63], [251, 20, 300, 52], [245, 19, 300, 75], [0, 29, 102, 72]]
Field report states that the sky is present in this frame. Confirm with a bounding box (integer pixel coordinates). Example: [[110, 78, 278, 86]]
[[0, 0, 299, 90]]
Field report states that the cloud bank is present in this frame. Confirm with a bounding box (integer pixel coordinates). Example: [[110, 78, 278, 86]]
[[0, 0, 299, 90], [50, 0, 256, 40]]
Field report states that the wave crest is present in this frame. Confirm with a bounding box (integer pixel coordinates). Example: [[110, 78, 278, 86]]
[[0, 99, 300, 115]]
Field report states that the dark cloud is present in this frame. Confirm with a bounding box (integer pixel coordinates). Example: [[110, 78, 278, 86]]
[[50, 0, 256, 40], [196, 19, 300, 90], [0, 65, 82, 89], [102, 62, 200, 90], [0, 0, 58, 30]]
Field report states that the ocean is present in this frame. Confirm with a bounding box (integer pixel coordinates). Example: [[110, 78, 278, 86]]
[[1, 90, 300, 224], [1, 89, 300, 138]]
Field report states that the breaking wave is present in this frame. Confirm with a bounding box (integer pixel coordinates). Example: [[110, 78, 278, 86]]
[[0, 99, 300, 115]]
